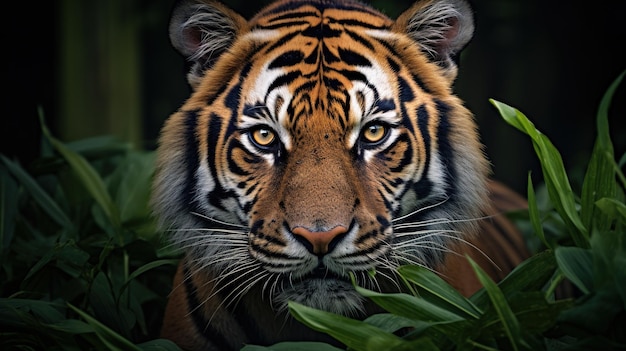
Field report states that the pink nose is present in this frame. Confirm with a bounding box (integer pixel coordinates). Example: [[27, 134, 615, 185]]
[[292, 226, 348, 255]]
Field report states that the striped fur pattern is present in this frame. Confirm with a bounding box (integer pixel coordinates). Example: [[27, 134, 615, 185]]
[[152, 0, 529, 349]]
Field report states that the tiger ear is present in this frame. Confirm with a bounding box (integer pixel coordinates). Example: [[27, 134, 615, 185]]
[[394, 0, 474, 80], [169, 0, 248, 88]]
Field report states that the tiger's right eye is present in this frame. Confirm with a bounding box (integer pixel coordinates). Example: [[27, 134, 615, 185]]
[[250, 127, 276, 148]]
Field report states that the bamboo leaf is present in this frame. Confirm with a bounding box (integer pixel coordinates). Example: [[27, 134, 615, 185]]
[[397, 265, 481, 318], [68, 303, 141, 351], [1, 155, 74, 231], [554, 246, 592, 295], [39, 111, 121, 230], [581, 70, 624, 231], [467, 256, 525, 351], [242, 342, 344, 351], [527, 174, 549, 248], [289, 301, 430, 351], [354, 286, 465, 325], [137, 339, 183, 351], [471, 250, 557, 308], [490, 99, 588, 247]]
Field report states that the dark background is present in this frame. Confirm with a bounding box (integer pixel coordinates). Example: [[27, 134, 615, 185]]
[[2, 0, 625, 195]]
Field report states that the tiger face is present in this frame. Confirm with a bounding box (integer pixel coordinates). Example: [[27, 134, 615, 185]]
[[153, 0, 488, 323]]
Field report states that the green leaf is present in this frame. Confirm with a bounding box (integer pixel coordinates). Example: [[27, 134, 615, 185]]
[[471, 250, 557, 308], [39, 113, 121, 230], [242, 342, 344, 351], [107, 152, 155, 224], [1, 155, 74, 231], [68, 303, 142, 351], [580, 71, 624, 231], [1, 165, 19, 254], [397, 265, 481, 319], [44, 319, 94, 334], [527, 173, 550, 249], [467, 256, 525, 351], [288, 301, 434, 351], [554, 246, 592, 294], [594, 198, 626, 226], [354, 286, 466, 326], [490, 99, 588, 247], [137, 339, 183, 351], [89, 272, 135, 339], [363, 313, 432, 335], [481, 292, 572, 338], [0, 298, 66, 324]]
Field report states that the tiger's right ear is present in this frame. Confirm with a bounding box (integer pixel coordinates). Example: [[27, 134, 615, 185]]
[[169, 0, 247, 88]]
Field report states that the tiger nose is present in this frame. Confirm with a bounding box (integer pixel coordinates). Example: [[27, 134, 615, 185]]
[[292, 226, 348, 255]]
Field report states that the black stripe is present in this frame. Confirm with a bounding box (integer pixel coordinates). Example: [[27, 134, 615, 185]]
[[434, 99, 457, 199], [338, 48, 371, 67], [269, 50, 305, 69], [345, 28, 375, 51], [206, 115, 237, 212], [182, 263, 236, 351], [183, 109, 201, 213], [263, 1, 382, 17], [413, 104, 432, 200], [375, 38, 435, 95]]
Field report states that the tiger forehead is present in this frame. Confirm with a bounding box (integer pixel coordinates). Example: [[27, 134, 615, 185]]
[[238, 1, 399, 135]]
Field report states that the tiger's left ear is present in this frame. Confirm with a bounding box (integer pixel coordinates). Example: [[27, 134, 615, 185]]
[[394, 0, 474, 80]]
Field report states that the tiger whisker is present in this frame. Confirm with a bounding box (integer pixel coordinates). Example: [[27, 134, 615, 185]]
[[392, 196, 450, 223], [190, 211, 248, 229]]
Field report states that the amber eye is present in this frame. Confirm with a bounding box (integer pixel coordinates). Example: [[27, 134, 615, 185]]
[[361, 123, 387, 144], [250, 127, 276, 148]]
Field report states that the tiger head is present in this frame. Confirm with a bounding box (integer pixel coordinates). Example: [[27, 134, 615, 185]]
[[152, 0, 488, 317]]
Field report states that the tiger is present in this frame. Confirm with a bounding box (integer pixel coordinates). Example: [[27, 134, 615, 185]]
[[151, 0, 530, 350]]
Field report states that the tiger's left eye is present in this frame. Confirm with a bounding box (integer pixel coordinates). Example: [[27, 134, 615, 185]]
[[361, 123, 387, 144], [250, 127, 276, 148]]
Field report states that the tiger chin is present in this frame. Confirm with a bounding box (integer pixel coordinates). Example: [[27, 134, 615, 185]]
[[151, 0, 530, 350]]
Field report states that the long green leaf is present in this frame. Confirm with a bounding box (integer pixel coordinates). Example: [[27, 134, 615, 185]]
[[1, 155, 74, 230], [68, 303, 141, 351], [490, 99, 588, 247], [526, 174, 549, 248], [554, 246, 592, 295], [39, 113, 121, 230], [288, 301, 431, 351], [397, 265, 481, 318], [355, 286, 465, 324], [467, 256, 525, 351], [242, 342, 344, 351], [137, 339, 183, 351], [471, 250, 557, 308], [580, 70, 624, 231]]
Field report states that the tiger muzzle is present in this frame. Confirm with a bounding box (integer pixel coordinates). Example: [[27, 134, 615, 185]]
[[291, 225, 349, 255]]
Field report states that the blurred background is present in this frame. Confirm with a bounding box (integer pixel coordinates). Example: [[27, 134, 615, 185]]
[[2, 0, 625, 195]]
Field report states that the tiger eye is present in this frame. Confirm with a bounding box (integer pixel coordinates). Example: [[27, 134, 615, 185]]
[[362, 124, 386, 143], [251, 128, 276, 147]]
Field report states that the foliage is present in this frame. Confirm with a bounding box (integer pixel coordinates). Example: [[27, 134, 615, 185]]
[[0, 111, 182, 350], [245, 71, 626, 351]]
